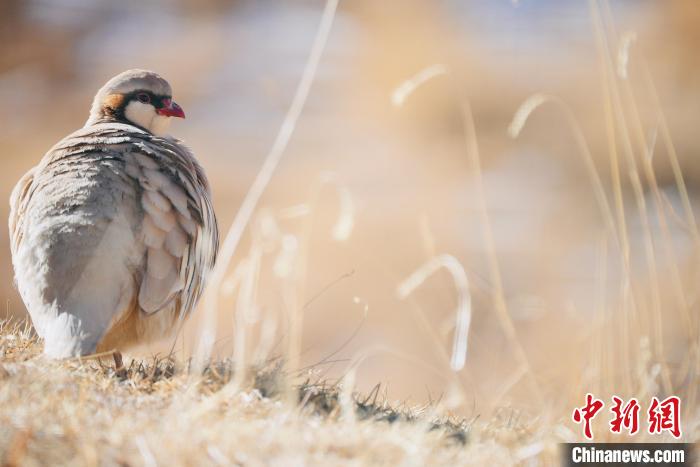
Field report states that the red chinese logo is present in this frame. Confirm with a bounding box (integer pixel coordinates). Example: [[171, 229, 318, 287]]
[[648, 396, 681, 439], [572, 393, 605, 440], [572, 394, 682, 440], [609, 396, 640, 435]]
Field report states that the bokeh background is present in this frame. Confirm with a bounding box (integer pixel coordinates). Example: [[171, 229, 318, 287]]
[[2, 0, 699, 424]]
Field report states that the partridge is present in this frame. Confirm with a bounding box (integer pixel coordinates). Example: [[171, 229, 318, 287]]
[[9, 69, 219, 358]]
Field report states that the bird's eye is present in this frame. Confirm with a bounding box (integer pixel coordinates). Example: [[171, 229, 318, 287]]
[[136, 93, 151, 104]]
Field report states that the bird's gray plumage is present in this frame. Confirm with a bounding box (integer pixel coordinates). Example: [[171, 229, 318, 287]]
[[9, 71, 218, 358]]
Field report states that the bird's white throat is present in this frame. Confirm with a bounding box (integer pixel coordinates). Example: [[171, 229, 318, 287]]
[[124, 100, 172, 136]]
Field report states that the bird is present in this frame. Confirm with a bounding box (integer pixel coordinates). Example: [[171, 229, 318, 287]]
[[9, 69, 219, 359]]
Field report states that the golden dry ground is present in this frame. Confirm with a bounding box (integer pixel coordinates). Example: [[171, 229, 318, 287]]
[[0, 320, 567, 466]]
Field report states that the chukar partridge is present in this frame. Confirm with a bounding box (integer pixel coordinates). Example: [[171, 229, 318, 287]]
[[9, 69, 219, 358]]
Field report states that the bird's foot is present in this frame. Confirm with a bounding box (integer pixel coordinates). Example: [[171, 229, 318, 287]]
[[113, 351, 127, 379]]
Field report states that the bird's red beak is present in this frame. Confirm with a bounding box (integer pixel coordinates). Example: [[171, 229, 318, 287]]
[[157, 98, 185, 118]]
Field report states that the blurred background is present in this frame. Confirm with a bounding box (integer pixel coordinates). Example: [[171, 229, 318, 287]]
[[1, 0, 699, 424]]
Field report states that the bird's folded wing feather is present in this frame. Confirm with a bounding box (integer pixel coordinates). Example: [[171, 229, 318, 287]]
[[12, 123, 218, 320], [122, 130, 219, 318]]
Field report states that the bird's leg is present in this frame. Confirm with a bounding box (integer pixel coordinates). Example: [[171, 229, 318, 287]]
[[113, 351, 127, 379]]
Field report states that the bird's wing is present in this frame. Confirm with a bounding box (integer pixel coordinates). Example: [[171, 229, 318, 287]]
[[123, 130, 219, 319], [9, 167, 37, 259], [13, 122, 218, 324]]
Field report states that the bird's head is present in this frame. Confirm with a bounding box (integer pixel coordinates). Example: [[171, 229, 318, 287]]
[[86, 69, 185, 136]]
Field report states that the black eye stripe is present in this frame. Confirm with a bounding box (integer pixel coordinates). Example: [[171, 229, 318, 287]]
[[128, 91, 170, 108]]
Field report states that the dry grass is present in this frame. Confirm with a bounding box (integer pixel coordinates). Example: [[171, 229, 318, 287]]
[[2, 2, 700, 465], [0, 319, 564, 466]]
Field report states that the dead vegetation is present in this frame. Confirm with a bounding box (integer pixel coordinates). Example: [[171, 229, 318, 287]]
[[2, 320, 529, 466]]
